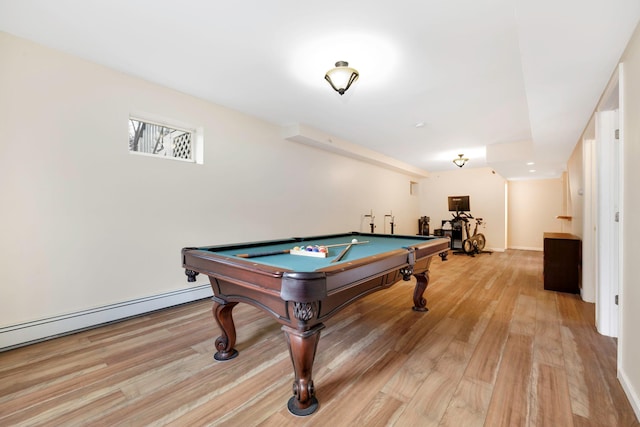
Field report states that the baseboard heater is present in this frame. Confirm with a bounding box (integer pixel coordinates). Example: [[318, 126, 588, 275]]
[[0, 284, 213, 352]]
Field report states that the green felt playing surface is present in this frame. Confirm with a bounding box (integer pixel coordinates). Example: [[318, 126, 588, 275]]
[[208, 234, 439, 272]]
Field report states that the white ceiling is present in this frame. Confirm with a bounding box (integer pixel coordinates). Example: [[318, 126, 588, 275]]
[[1, 0, 639, 179]]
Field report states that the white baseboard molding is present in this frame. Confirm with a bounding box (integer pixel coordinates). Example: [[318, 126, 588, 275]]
[[619, 367, 640, 422], [0, 284, 213, 352], [508, 246, 543, 251]]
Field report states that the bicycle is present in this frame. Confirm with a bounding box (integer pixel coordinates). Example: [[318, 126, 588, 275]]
[[452, 212, 490, 256]]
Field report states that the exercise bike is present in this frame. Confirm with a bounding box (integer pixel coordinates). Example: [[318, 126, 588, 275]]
[[452, 212, 491, 256]]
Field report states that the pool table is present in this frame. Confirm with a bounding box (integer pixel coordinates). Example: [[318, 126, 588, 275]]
[[181, 232, 449, 416]]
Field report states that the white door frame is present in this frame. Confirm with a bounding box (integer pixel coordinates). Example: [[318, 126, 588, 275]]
[[594, 65, 622, 338]]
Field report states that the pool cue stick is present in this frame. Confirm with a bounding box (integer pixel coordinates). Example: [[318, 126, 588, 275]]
[[322, 240, 370, 249], [236, 240, 369, 258], [236, 249, 290, 258], [331, 243, 353, 263]]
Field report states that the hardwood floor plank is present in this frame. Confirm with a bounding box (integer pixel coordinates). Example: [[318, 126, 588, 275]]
[[256, 411, 300, 427], [394, 369, 458, 426], [0, 345, 201, 424], [435, 338, 473, 378], [30, 391, 128, 427], [0, 352, 109, 399], [510, 294, 537, 336], [0, 334, 93, 373], [163, 357, 292, 426], [463, 318, 510, 384], [534, 363, 574, 427], [533, 321, 564, 368], [532, 290, 565, 368], [448, 302, 494, 345], [484, 333, 534, 427], [309, 350, 409, 426], [439, 377, 493, 427], [381, 357, 435, 403], [561, 325, 591, 419], [556, 292, 585, 324], [561, 322, 640, 426], [349, 391, 406, 427], [96, 341, 290, 425]]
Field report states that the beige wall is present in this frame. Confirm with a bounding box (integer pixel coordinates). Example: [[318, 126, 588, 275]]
[[0, 33, 423, 335], [566, 139, 585, 238], [619, 21, 640, 419], [507, 179, 564, 250], [419, 167, 507, 251]]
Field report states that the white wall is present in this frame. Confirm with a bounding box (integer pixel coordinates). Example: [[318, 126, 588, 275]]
[[567, 132, 595, 303], [419, 167, 507, 251], [567, 137, 586, 238], [507, 179, 564, 250], [0, 32, 423, 347], [619, 20, 640, 421]]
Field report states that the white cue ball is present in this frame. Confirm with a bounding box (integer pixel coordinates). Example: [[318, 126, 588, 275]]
[[351, 238, 358, 243]]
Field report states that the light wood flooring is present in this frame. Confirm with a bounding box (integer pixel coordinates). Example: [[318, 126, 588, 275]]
[[1, 250, 638, 426]]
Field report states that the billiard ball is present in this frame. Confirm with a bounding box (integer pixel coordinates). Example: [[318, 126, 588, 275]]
[[351, 238, 358, 243]]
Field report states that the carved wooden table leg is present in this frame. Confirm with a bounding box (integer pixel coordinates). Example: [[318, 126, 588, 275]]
[[412, 270, 430, 312], [282, 323, 325, 416], [212, 297, 239, 361]]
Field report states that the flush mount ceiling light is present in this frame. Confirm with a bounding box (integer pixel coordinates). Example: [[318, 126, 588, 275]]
[[324, 61, 359, 95], [453, 154, 469, 168]]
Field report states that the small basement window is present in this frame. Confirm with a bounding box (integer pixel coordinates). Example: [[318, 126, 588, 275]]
[[128, 116, 203, 163]]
